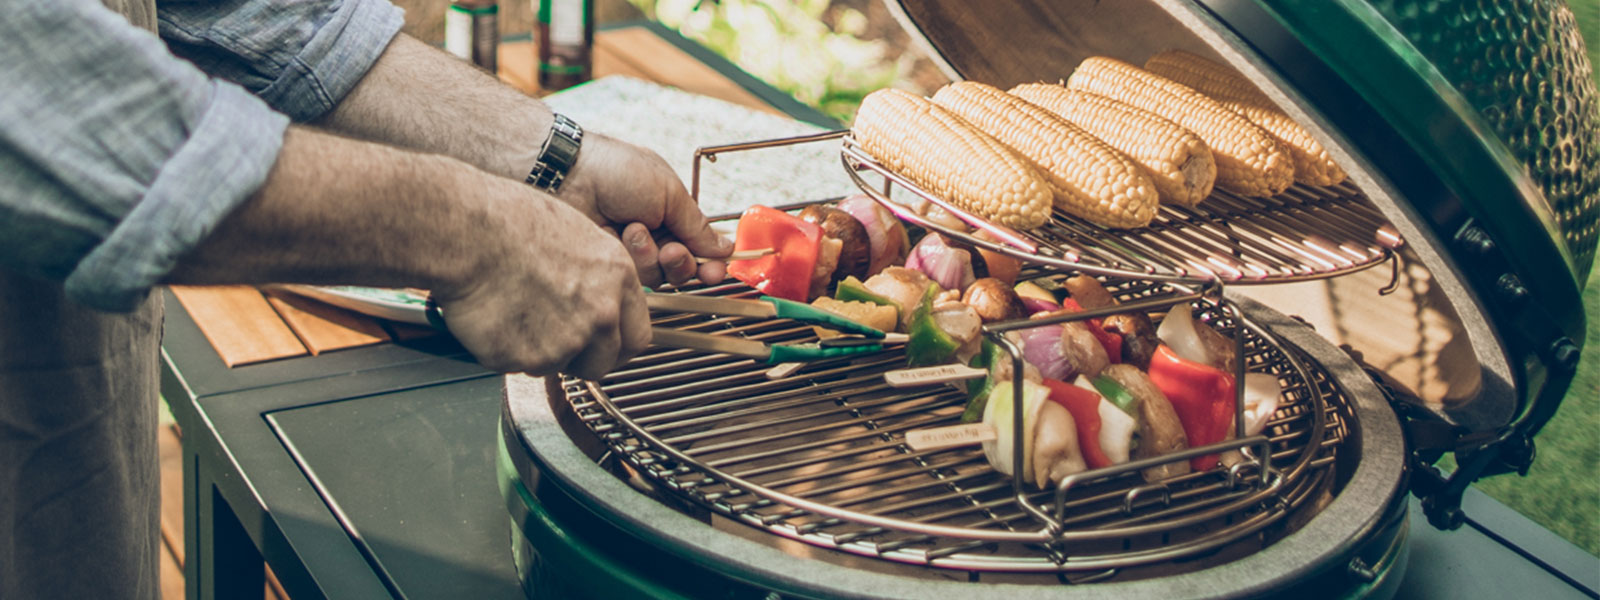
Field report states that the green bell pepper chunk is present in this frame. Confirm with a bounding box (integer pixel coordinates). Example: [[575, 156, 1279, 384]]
[[906, 284, 959, 367], [1091, 374, 1141, 416], [960, 340, 1001, 423], [835, 276, 900, 310], [1013, 280, 1058, 306], [1092, 374, 1141, 452]]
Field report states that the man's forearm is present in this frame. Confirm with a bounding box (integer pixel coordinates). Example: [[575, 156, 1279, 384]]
[[165, 125, 531, 289], [307, 32, 734, 289], [313, 34, 550, 181], [165, 124, 654, 378]]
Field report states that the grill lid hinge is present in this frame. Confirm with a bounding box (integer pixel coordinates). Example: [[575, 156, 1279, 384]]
[[1357, 356, 1547, 531]]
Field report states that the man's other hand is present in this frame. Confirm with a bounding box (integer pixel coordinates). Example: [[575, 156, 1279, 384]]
[[560, 134, 732, 287]]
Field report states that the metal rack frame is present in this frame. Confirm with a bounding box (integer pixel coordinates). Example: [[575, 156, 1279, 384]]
[[689, 131, 1402, 286], [562, 273, 1349, 573]]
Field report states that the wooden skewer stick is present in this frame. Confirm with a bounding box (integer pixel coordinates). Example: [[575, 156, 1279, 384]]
[[696, 248, 775, 264]]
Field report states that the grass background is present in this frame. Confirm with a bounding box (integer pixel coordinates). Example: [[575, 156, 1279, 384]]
[[1445, 267, 1599, 556]]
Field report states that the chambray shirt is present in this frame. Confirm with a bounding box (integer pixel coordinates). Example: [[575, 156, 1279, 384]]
[[0, 0, 404, 311]]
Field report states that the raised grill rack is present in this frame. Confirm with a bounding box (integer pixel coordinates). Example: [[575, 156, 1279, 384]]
[[691, 131, 1402, 285], [560, 275, 1352, 575]]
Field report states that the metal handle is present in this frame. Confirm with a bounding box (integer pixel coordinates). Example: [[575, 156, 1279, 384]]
[[690, 130, 849, 202]]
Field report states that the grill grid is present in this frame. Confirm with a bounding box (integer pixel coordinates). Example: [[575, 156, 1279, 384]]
[[835, 136, 1398, 285], [687, 131, 1398, 286], [560, 275, 1353, 575]]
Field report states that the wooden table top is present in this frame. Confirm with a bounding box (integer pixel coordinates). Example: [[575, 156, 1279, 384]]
[[170, 29, 792, 368]]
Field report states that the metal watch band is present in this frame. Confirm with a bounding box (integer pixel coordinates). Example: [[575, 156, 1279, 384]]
[[525, 113, 582, 193]]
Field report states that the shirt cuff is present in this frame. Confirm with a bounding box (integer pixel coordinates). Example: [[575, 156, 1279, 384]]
[[257, 0, 404, 122], [64, 82, 289, 312]]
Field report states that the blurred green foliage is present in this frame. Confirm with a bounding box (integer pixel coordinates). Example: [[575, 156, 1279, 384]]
[[1573, 0, 1598, 86], [628, 0, 903, 122]]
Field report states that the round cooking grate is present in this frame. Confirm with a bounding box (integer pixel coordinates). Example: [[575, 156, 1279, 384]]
[[557, 275, 1354, 576]]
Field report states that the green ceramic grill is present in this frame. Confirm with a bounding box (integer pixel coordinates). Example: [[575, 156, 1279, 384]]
[[499, 1, 1596, 597]]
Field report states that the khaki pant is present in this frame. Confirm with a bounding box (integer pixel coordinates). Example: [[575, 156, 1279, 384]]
[[0, 272, 163, 600]]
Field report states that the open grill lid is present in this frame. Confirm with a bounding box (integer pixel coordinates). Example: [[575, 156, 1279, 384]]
[[882, 0, 1595, 528]]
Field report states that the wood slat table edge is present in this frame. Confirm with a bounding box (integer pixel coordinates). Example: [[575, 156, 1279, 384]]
[[263, 292, 391, 356], [169, 286, 307, 367]]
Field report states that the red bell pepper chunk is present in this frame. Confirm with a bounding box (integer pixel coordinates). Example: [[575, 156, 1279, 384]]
[[1146, 344, 1236, 470], [1041, 377, 1113, 469], [1058, 298, 1123, 364], [726, 206, 822, 301]]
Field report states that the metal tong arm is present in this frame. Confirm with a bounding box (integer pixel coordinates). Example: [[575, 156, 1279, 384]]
[[644, 292, 885, 339], [644, 291, 888, 363]]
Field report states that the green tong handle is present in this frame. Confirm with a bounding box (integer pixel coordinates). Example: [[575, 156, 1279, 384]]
[[767, 342, 883, 364], [761, 296, 886, 338]]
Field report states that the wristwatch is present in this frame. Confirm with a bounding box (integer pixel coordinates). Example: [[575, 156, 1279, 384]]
[[525, 113, 582, 193]]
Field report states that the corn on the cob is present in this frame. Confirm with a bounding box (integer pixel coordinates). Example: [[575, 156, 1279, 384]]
[[852, 88, 1053, 230], [932, 82, 1159, 228], [1010, 83, 1216, 207], [1067, 56, 1293, 197], [1144, 50, 1347, 186]]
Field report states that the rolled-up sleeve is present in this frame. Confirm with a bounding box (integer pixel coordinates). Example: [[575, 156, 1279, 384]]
[[0, 0, 289, 312], [159, 0, 404, 122]]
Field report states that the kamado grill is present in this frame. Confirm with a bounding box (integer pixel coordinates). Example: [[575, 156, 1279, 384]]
[[499, 0, 1595, 598]]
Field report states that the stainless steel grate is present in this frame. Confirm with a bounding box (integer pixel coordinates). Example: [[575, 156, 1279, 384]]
[[690, 131, 1400, 285], [839, 136, 1401, 285], [559, 276, 1353, 576]]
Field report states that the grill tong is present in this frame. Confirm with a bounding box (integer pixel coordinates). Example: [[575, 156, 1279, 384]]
[[642, 292, 898, 363]]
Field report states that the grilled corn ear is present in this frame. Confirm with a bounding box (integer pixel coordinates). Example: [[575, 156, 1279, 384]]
[[1010, 83, 1216, 207], [852, 88, 1053, 230], [1144, 50, 1346, 186], [933, 81, 1159, 228], [1068, 56, 1293, 197]]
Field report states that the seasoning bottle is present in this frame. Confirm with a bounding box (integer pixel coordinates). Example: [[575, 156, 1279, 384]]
[[536, 0, 594, 91], [446, 0, 500, 73]]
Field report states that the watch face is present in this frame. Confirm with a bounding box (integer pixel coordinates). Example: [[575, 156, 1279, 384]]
[[528, 114, 583, 192]]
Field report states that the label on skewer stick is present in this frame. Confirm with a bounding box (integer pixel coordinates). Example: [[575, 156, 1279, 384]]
[[765, 362, 805, 379], [906, 423, 996, 451], [883, 364, 986, 387]]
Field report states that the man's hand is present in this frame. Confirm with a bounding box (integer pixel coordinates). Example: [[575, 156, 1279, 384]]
[[430, 194, 650, 378], [560, 133, 733, 287]]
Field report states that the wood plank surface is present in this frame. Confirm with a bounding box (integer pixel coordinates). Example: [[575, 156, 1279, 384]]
[[594, 27, 785, 116], [158, 424, 185, 567], [160, 544, 185, 600], [591, 40, 656, 82], [499, 33, 659, 96], [158, 424, 185, 600], [266, 565, 288, 600], [265, 292, 390, 355], [497, 34, 779, 116], [496, 43, 536, 92], [170, 286, 307, 366]]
